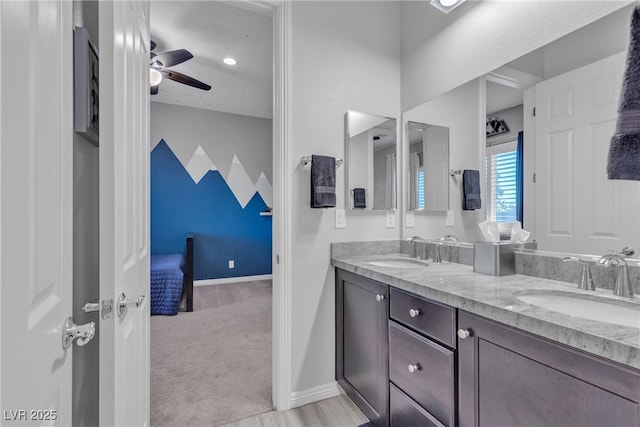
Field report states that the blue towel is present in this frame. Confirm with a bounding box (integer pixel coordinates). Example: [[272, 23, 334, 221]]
[[608, 5, 640, 180], [463, 169, 481, 210], [310, 155, 336, 208]]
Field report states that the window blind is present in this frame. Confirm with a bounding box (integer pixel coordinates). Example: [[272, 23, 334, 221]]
[[486, 141, 517, 222]]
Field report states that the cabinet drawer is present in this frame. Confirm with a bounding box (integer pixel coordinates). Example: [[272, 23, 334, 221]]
[[390, 288, 455, 348], [390, 383, 445, 427], [389, 321, 455, 427]]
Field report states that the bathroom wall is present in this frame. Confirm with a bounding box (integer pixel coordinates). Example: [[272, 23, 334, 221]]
[[401, 1, 631, 112], [150, 102, 272, 280], [289, 0, 402, 394]]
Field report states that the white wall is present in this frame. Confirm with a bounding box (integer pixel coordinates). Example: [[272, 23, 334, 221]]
[[402, 79, 485, 242], [289, 0, 402, 394], [401, 1, 631, 112]]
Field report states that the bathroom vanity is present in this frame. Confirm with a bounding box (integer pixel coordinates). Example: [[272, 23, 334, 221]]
[[333, 247, 640, 427]]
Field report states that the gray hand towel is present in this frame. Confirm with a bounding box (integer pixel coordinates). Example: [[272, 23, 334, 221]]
[[353, 188, 366, 208], [310, 155, 336, 208], [608, 5, 640, 180], [463, 169, 481, 210]]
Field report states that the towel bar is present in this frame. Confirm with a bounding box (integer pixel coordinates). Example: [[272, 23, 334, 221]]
[[301, 156, 343, 167], [450, 169, 462, 177]]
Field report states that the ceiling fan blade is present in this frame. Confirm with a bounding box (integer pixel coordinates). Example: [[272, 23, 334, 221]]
[[152, 49, 193, 67], [162, 70, 211, 91], [150, 85, 159, 95], [150, 40, 156, 51]]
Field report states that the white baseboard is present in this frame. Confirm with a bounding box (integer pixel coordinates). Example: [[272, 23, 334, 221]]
[[194, 274, 273, 286], [289, 381, 343, 409]]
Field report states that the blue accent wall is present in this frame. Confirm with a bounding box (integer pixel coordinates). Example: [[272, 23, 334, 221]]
[[151, 140, 272, 280]]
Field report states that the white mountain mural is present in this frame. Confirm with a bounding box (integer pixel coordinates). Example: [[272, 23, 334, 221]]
[[179, 144, 272, 209], [185, 145, 217, 184]]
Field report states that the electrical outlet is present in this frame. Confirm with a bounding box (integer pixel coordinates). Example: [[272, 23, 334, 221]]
[[446, 210, 455, 227], [406, 213, 415, 228], [386, 212, 396, 228], [335, 208, 346, 229], [228, 260, 235, 269]]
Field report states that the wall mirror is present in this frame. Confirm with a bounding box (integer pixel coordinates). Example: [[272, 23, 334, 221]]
[[403, 4, 638, 255], [345, 110, 397, 211], [407, 121, 449, 212]]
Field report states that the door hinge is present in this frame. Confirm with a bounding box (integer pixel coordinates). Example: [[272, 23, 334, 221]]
[[533, 173, 537, 183], [532, 107, 536, 117], [276, 254, 280, 264]]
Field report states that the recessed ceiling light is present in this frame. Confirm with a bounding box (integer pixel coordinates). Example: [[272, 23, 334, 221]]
[[223, 57, 237, 66], [430, 0, 466, 14]]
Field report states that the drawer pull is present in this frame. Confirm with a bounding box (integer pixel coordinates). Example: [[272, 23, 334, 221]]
[[407, 364, 420, 374], [409, 308, 421, 318], [457, 329, 471, 339], [376, 294, 385, 302]]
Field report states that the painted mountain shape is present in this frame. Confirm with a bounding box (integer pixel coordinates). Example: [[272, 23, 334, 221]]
[[254, 172, 273, 207], [185, 145, 217, 184], [226, 154, 257, 208]]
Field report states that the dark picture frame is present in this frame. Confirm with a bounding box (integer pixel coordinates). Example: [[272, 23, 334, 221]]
[[74, 26, 99, 146]]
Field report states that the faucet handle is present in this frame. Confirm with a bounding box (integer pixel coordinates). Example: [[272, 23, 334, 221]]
[[621, 246, 635, 257], [562, 257, 595, 291]]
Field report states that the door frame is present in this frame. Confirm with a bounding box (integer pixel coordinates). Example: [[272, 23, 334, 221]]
[[225, 0, 292, 411]]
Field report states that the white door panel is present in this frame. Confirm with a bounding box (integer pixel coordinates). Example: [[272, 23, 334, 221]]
[[1, 1, 74, 425], [535, 52, 639, 254], [99, 1, 150, 426]]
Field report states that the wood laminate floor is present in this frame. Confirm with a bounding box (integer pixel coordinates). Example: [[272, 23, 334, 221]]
[[221, 395, 369, 427]]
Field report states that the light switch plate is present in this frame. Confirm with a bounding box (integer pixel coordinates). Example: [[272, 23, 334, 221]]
[[335, 208, 346, 229], [446, 210, 455, 227], [386, 212, 396, 228], [406, 213, 415, 228]]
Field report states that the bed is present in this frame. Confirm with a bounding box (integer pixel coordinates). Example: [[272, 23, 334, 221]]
[[150, 235, 194, 315]]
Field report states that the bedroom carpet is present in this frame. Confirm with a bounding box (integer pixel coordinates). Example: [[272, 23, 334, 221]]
[[150, 280, 273, 427]]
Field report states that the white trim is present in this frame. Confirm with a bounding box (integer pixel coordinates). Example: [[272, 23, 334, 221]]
[[218, 1, 281, 17], [289, 382, 343, 409], [194, 274, 272, 286], [271, 0, 293, 412]]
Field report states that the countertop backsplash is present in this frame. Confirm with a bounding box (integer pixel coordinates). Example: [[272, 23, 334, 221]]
[[332, 240, 640, 294]]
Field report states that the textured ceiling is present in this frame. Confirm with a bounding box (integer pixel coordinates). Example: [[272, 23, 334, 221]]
[[149, 1, 273, 119]]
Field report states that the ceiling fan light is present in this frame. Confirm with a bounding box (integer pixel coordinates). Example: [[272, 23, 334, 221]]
[[430, 0, 466, 13], [149, 68, 163, 87]]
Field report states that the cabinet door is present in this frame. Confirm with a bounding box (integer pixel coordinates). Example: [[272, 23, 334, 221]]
[[458, 311, 640, 427], [336, 269, 389, 427]]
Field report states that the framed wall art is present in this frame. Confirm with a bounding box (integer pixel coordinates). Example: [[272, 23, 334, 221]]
[[74, 26, 99, 146]]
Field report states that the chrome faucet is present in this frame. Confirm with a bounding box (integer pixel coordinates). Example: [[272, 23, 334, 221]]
[[406, 236, 427, 259], [597, 253, 634, 297], [562, 257, 595, 291], [434, 235, 459, 264]]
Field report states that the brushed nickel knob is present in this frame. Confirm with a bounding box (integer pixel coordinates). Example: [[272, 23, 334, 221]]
[[375, 294, 385, 302], [457, 329, 471, 339], [408, 364, 420, 374], [409, 308, 421, 318]]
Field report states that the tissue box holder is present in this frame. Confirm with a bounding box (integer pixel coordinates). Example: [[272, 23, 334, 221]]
[[473, 242, 537, 276]]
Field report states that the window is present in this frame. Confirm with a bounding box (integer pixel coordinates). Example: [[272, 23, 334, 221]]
[[485, 140, 517, 222], [417, 170, 425, 210]]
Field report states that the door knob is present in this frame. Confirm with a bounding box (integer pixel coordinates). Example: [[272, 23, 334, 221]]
[[117, 293, 146, 317], [62, 317, 95, 349], [375, 294, 385, 302], [409, 308, 421, 318], [407, 364, 420, 374]]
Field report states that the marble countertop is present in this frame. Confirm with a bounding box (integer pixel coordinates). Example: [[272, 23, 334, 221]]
[[332, 253, 640, 369]]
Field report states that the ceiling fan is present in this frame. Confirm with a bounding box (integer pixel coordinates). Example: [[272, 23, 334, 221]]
[[149, 40, 211, 95]]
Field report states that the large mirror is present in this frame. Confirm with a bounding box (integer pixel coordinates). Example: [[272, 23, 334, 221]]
[[345, 110, 397, 211], [407, 121, 449, 212], [402, 4, 639, 255]]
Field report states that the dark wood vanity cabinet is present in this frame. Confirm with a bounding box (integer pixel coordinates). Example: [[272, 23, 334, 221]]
[[458, 311, 640, 427], [336, 269, 389, 427]]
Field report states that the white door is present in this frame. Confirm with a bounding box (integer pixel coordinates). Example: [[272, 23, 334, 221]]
[[98, 1, 151, 426], [535, 52, 640, 255], [0, 1, 75, 425]]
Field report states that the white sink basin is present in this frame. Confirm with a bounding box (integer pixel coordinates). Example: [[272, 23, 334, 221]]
[[367, 258, 429, 269], [515, 291, 640, 328]]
